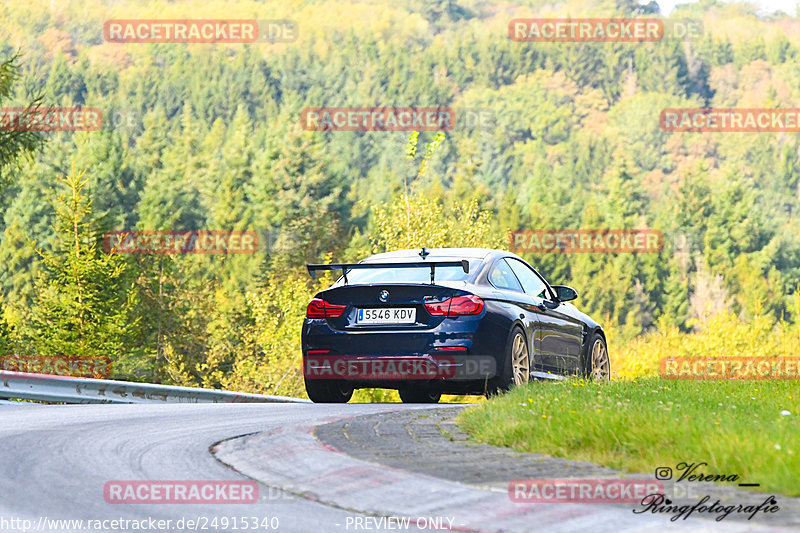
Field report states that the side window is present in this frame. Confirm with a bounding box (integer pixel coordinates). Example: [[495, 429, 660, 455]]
[[489, 259, 523, 292], [507, 259, 549, 298]]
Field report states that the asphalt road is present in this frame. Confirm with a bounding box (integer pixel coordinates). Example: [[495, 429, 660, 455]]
[[0, 402, 795, 533]]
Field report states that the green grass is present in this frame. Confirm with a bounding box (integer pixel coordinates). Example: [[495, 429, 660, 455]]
[[456, 378, 799, 496]]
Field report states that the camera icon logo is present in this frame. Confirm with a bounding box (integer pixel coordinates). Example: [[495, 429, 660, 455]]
[[655, 467, 673, 480]]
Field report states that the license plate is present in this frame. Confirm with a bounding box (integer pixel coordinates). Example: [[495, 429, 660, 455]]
[[356, 307, 416, 325]]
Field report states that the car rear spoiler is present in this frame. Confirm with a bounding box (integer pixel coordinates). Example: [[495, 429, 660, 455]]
[[306, 260, 470, 284]]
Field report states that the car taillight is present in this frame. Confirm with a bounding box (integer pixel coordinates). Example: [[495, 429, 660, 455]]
[[306, 298, 347, 318], [424, 295, 484, 317], [423, 299, 450, 316], [448, 295, 484, 315]]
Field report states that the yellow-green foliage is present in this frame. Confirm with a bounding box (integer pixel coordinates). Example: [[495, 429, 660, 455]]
[[371, 194, 504, 253], [219, 273, 328, 397], [612, 312, 800, 380]]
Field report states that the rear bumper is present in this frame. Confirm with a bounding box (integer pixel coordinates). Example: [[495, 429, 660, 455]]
[[302, 315, 485, 355], [301, 317, 499, 393]]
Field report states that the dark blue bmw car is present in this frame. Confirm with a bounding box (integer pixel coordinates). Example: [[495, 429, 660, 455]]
[[302, 247, 609, 403]]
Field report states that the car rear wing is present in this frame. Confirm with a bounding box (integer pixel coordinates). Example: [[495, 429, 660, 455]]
[[306, 260, 470, 284]]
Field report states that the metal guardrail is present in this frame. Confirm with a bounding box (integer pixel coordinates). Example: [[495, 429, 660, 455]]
[[0, 371, 309, 404]]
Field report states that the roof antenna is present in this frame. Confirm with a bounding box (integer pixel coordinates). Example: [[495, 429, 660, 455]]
[[419, 246, 430, 259]]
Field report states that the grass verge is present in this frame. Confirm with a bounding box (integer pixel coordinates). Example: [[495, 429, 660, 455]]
[[456, 377, 798, 496]]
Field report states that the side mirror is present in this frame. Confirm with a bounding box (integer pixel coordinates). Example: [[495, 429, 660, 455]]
[[552, 285, 578, 302]]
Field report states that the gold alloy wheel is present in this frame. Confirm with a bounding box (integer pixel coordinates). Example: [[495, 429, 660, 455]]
[[590, 338, 611, 382], [511, 331, 530, 386]]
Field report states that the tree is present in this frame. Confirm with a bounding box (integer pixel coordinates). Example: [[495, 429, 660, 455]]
[[248, 121, 347, 270], [569, 149, 654, 340], [0, 51, 49, 352], [136, 103, 207, 231], [20, 164, 139, 372], [0, 52, 47, 192], [368, 132, 503, 253]]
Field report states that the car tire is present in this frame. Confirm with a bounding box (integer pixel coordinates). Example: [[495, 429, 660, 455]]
[[304, 378, 354, 403], [486, 325, 530, 396], [582, 332, 610, 382], [398, 387, 441, 403]]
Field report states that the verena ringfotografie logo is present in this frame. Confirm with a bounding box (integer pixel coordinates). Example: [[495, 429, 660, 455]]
[[640, 462, 781, 522], [660, 357, 800, 380], [303, 354, 496, 380], [661, 108, 800, 133], [635, 493, 780, 522], [103, 231, 258, 255], [104, 20, 297, 43], [510, 229, 663, 253], [0, 355, 111, 379], [0, 107, 102, 131], [509, 479, 663, 503], [301, 107, 454, 131], [104, 481, 258, 504], [509, 18, 663, 42]]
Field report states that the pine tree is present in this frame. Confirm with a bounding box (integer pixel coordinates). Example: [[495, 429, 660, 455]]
[[21, 164, 138, 371], [248, 122, 346, 270], [0, 53, 47, 193], [137, 103, 206, 230]]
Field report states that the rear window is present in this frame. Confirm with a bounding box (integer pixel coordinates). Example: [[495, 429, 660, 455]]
[[336, 260, 479, 285]]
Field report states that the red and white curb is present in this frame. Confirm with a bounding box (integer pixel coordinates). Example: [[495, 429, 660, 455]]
[[213, 408, 782, 533]]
